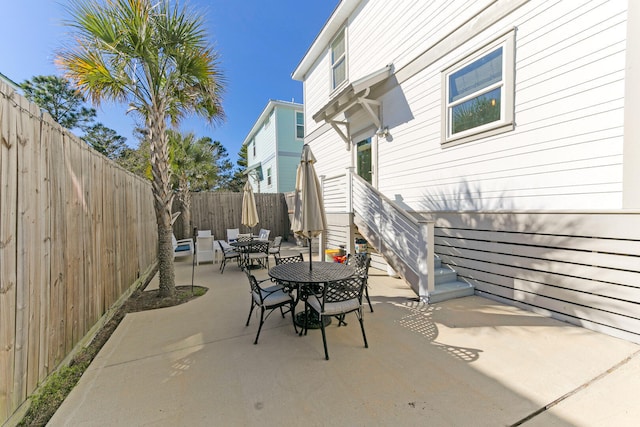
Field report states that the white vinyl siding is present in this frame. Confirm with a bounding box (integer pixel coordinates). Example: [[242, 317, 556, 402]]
[[308, 129, 351, 192], [304, 0, 627, 211], [347, 0, 498, 81], [304, 59, 332, 137]]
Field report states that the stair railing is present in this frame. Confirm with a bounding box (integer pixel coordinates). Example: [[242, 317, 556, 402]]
[[348, 170, 434, 299]]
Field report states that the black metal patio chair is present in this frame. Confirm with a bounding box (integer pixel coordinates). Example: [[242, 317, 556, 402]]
[[273, 252, 305, 293], [243, 267, 297, 344], [274, 252, 304, 265], [246, 240, 270, 270], [303, 275, 368, 360], [218, 240, 240, 274], [346, 253, 374, 312], [268, 236, 283, 262]]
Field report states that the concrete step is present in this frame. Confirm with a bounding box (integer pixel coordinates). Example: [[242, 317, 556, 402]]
[[434, 255, 442, 269], [428, 280, 475, 303], [433, 267, 458, 285]]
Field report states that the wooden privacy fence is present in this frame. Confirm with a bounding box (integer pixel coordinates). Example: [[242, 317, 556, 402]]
[[175, 192, 291, 241], [0, 82, 157, 424]]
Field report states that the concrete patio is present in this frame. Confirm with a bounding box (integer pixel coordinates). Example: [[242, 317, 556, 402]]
[[49, 243, 640, 426]]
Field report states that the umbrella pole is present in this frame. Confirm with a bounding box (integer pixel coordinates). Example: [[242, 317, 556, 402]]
[[191, 227, 197, 293], [309, 237, 312, 270]]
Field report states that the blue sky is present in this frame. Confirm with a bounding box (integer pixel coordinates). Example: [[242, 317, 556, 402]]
[[0, 0, 336, 164]]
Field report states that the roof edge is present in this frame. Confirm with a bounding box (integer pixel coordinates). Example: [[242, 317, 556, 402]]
[[292, 0, 361, 81]]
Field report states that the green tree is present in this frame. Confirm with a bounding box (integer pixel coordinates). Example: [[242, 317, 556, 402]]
[[22, 75, 128, 158], [211, 141, 235, 191], [21, 75, 97, 130], [226, 143, 247, 192], [116, 128, 151, 178], [84, 123, 127, 159], [57, 0, 225, 297]]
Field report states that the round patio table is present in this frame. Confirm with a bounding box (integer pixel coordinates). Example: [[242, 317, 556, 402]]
[[269, 261, 356, 330], [268, 261, 355, 284]]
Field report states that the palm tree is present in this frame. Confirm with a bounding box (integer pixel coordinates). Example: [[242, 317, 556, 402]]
[[57, 0, 225, 297], [168, 130, 220, 238]]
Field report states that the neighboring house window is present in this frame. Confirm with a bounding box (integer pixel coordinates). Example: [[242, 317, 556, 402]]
[[267, 167, 272, 186], [296, 111, 304, 139], [441, 30, 515, 146], [331, 28, 347, 90], [252, 140, 256, 157]]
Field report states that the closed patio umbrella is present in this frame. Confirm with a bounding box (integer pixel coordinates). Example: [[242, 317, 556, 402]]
[[242, 180, 259, 233], [292, 144, 327, 270]]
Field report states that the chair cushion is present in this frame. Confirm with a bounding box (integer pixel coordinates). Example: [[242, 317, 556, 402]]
[[175, 245, 191, 253], [254, 288, 291, 306], [307, 295, 360, 316], [263, 283, 284, 293]]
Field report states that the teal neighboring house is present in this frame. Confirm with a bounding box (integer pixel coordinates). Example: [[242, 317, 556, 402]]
[[243, 100, 304, 193], [0, 71, 22, 91]]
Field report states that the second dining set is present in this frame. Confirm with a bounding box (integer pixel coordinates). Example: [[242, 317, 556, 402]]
[[218, 228, 280, 273]]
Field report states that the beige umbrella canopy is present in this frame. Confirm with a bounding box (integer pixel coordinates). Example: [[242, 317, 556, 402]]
[[242, 180, 259, 231], [292, 144, 327, 269]]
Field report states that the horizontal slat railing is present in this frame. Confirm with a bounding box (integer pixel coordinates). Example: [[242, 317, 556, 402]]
[[433, 211, 640, 343], [322, 173, 348, 213]]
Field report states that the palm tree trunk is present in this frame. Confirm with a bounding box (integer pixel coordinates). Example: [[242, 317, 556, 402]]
[[178, 175, 192, 238], [149, 113, 176, 297]]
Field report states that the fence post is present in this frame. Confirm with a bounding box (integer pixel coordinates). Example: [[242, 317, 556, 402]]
[[417, 220, 435, 302], [346, 167, 354, 214], [319, 175, 326, 257], [346, 168, 356, 256]]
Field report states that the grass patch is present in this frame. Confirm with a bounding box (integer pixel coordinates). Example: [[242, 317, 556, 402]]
[[19, 360, 90, 426], [18, 285, 207, 426]]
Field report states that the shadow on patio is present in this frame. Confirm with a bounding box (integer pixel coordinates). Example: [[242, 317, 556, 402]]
[[48, 243, 640, 426]]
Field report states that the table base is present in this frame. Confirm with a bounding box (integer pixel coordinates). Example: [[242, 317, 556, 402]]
[[295, 311, 331, 329]]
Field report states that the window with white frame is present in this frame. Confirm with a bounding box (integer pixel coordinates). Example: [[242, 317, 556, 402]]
[[252, 140, 256, 157], [295, 111, 304, 139], [442, 30, 515, 145], [331, 28, 347, 90], [266, 167, 272, 186]]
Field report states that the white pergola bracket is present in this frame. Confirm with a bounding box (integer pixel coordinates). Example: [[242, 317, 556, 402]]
[[330, 120, 351, 151], [311, 65, 393, 150], [358, 96, 382, 130]]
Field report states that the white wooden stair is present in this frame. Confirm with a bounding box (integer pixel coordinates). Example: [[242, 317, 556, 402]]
[[350, 173, 473, 303]]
